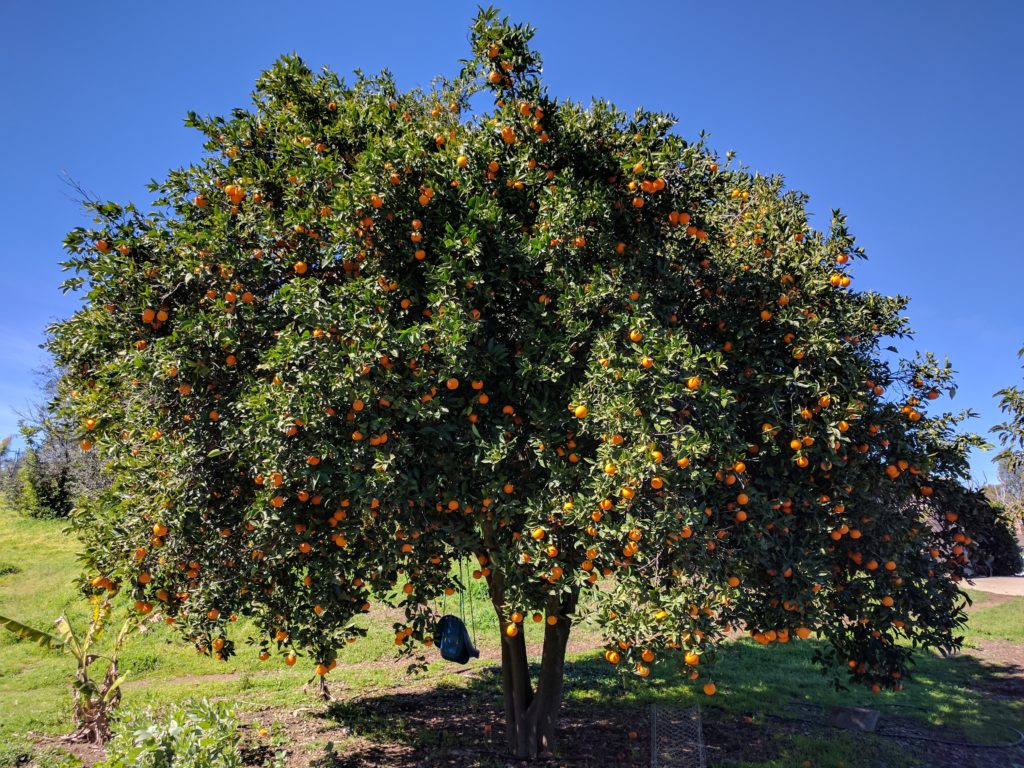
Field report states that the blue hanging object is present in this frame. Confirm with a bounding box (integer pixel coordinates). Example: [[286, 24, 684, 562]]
[[436, 614, 480, 664]]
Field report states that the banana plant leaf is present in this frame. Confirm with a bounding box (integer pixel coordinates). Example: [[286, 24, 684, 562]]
[[0, 614, 65, 650]]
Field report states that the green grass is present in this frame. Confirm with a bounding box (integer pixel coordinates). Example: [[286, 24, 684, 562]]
[[1, 502, 1022, 768], [725, 732, 918, 768], [0, 506, 84, 765], [962, 588, 1024, 643], [561, 638, 1024, 745]]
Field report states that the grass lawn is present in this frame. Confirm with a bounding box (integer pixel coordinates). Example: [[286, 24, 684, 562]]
[[961, 588, 1024, 643], [1, 503, 1022, 768]]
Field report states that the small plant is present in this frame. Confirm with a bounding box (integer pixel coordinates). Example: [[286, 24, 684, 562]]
[[0, 595, 143, 742], [309, 742, 341, 768], [98, 699, 242, 768], [246, 718, 289, 768]]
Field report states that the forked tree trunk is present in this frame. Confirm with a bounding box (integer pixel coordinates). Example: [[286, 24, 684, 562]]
[[315, 675, 332, 701], [488, 570, 576, 760]]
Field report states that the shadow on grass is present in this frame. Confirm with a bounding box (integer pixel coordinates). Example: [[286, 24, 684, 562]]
[[315, 666, 647, 767], [308, 638, 1024, 767]]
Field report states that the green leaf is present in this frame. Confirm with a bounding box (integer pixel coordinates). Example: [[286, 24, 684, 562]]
[[0, 614, 65, 651]]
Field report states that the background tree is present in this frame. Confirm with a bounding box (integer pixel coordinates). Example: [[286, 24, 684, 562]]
[[47, 9, 987, 759], [13, 445, 43, 516], [1, 366, 106, 517], [992, 344, 1024, 563], [995, 345, 1024, 472], [0, 436, 19, 506], [990, 458, 1023, 523]]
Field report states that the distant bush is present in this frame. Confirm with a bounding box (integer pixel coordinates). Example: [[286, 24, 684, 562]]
[[98, 700, 242, 768], [977, 502, 1023, 576]]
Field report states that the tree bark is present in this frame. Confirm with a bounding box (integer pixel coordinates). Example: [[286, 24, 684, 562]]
[[503, 625, 537, 757], [486, 569, 577, 760], [531, 608, 571, 753]]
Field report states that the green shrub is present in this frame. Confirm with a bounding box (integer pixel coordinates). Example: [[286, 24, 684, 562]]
[[98, 700, 241, 768], [14, 448, 43, 517]]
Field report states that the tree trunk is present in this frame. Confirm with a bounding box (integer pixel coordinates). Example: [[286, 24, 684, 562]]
[[527, 611, 571, 756], [487, 569, 576, 760], [502, 623, 537, 757]]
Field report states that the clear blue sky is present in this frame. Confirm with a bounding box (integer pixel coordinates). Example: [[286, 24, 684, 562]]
[[1, 1, 1021, 482]]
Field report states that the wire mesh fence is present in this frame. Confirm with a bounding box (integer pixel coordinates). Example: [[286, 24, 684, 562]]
[[650, 703, 707, 768]]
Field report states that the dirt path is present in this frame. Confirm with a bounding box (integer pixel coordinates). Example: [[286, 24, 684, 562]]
[[966, 576, 1024, 596]]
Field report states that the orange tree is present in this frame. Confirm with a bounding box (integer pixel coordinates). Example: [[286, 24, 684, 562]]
[[49, 9, 985, 759]]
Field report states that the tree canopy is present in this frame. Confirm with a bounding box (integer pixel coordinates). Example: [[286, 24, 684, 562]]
[[48, 8, 988, 758]]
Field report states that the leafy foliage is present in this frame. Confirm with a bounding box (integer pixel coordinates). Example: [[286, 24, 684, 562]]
[[0, 612, 66, 650], [13, 447, 44, 516], [98, 700, 242, 768], [48, 6, 985, 724], [994, 345, 1024, 472], [925, 482, 1021, 577]]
